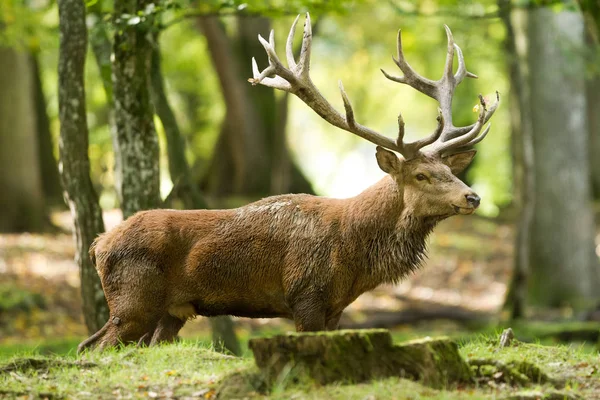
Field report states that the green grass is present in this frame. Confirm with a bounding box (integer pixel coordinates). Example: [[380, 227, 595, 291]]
[[0, 337, 82, 358], [3, 320, 595, 359], [1, 333, 598, 399], [0, 341, 251, 399], [461, 337, 600, 397]]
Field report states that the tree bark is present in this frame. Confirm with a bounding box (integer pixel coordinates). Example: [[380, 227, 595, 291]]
[[499, 3, 534, 319], [57, 0, 109, 333], [112, 0, 161, 218], [0, 47, 45, 233], [197, 16, 259, 196], [210, 315, 241, 356], [88, 3, 121, 196], [589, 76, 600, 198], [31, 53, 63, 208], [579, 1, 600, 198], [150, 40, 240, 355], [527, 8, 599, 309], [150, 44, 207, 210]]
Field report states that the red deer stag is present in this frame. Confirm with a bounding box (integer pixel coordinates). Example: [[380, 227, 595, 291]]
[[79, 14, 499, 352]]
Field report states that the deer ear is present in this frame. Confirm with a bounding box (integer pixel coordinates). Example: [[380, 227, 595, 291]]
[[442, 149, 477, 175], [375, 146, 402, 175]]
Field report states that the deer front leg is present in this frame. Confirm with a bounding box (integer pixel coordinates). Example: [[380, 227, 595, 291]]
[[292, 298, 326, 332], [326, 311, 342, 331], [150, 314, 186, 345]]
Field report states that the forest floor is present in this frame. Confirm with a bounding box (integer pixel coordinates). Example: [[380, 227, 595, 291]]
[[1, 334, 599, 399]]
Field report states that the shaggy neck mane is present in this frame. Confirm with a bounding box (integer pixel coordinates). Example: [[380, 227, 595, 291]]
[[344, 176, 439, 284]]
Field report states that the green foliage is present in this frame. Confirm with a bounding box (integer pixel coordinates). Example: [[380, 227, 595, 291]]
[[2, 0, 519, 209], [0, 338, 82, 358], [0, 0, 48, 49], [0, 341, 251, 399], [190, 0, 354, 17]]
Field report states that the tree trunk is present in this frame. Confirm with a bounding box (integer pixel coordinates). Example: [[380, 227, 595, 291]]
[[198, 16, 313, 199], [0, 46, 45, 233], [197, 16, 261, 196], [57, 0, 109, 333], [590, 76, 600, 198], [271, 92, 316, 195], [31, 53, 63, 208], [579, 1, 600, 198], [210, 315, 241, 356], [150, 40, 240, 355], [112, 0, 161, 218], [499, 3, 534, 319], [88, 3, 121, 196], [150, 44, 207, 210], [527, 8, 599, 309]]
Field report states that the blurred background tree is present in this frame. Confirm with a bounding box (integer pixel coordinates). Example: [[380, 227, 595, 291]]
[[1, 0, 599, 349]]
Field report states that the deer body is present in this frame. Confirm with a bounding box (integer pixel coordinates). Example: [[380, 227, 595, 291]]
[[79, 16, 498, 352], [83, 176, 441, 350]]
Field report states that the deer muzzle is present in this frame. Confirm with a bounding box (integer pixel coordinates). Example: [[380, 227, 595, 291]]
[[465, 194, 480, 208]]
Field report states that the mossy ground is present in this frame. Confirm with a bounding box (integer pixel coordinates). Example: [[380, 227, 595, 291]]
[[1, 333, 598, 399]]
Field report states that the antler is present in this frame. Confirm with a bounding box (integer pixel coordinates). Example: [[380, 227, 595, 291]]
[[249, 14, 498, 159], [381, 25, 500, 155]]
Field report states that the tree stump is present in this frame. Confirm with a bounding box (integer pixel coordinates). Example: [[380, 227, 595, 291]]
[[248, 329, 472, 388]]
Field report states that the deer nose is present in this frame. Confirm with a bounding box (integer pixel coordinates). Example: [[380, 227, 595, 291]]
[[465, 194, 480, 208]]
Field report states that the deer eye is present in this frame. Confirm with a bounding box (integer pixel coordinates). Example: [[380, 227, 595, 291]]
[[416, 173, 428, 182]]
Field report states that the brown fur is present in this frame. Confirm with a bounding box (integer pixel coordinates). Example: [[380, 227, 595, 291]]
[[78, 149, 479, 352]]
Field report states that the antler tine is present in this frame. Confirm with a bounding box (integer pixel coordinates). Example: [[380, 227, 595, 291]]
[[429, 95, 489, 154], [443, 26, 478, 85], [396, 113, 406, 146], [454, 44, 478, 84], [286, 15, 300, 71], [440, 91, 500, 140], [394, 109, 445, 158], [338, 81, 400, 151], [380, 25, 496, 156], [250, 57, 291, 91], [298, 12, 313, 78], [463, 123, 491, 147], [257, 32, 280, 67], [251, 14, 402, 155], [250, 19, 498, 160], [250, 27, 296, 90], [338, 80, 357, 127], [380, 30, 438, 100], [414, 109, 445, 149], [443, 25, 456, 82]]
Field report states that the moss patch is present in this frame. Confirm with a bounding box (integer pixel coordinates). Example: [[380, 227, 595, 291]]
[[249, 329, 472, 390], [469, 358, 559, 387]]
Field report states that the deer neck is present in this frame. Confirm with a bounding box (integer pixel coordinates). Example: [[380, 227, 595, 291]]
[[343, 176, 438, 284], [345, 176, 404, 227]]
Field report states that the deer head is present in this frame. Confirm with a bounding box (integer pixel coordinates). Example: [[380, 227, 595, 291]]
[[249, 14, 499, 220]]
